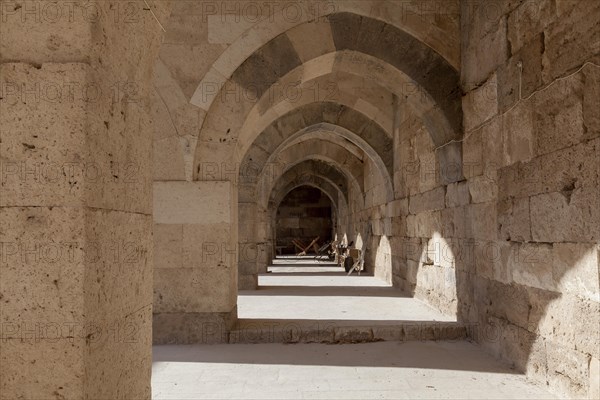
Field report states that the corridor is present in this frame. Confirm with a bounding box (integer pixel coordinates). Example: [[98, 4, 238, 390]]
[[152, 258, 555, 399]]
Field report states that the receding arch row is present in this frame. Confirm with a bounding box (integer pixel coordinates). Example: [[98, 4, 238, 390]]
[[196, 50, 460, 186], [191, 12, 460, 143], [194, 65, 398, 175], [242, 120, 394, 205], [238, 158, 357, 288], [255, 138, 366, 198], [237, 105, 393, 190]]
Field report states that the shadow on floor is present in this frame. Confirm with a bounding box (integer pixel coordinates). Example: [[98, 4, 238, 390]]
[[152, 341, 519, 374], [240, 286, 408, 297]]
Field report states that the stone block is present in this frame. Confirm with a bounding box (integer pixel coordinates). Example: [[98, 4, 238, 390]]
[[590, 357, 600, 400], [462, 126, 484, 178], [85, 305, 153, 399], [153, 181, 232, 224], [333, 327, 375, 343], [408, 187, 446, 214], [437, 141, 464, 184], [543, 0, 600, 83], [0, 63, 89, 208], [415, 211, 443, 239], [0, 5, 92, 63], [446, 181, 471, 207], [387, 198, 409, 217], [153, 136, 187, 181], [154, 267, 235, 313], [552, 243, 599, 302], [84, 209, 154, 323], [468, 202, 498, 241], [439, 209, 455, 238], [498, 138, 599, 200], [583, 66, 600, 139], [0, 206, 85, 324], [501, 100, 534, 165], [154, 223, 183, 269], [498, 32, 544, 112], [468, 175, 498, 203], [480, 116, 503, 179], [461, 8, 508, 89], [0, 338, 85, 400], [153, 310, 235, 345], [486, 280, 531, 330], [535, 291, 599, 358], [532, 73, 585, 156], [497, 197, 531, 242], [508, 242, 554, 291], [462, 73, 499, 132], [507, 0, 556, 54], [530, 188, 600, 243], [238, 274, 258, 291], [181, 223, 234, 269], [490, 240, 512, 284], [492, 317, 547, 382], [546, 341, 591, 399]]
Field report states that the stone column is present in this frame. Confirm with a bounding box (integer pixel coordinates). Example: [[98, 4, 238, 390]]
[[0, 1, 170, 398]]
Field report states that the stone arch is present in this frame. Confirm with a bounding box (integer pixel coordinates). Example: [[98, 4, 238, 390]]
[[238, 158, 354, 289], [235, 106, 393, 186], [191, 3, 459, 110], [255, 139, 366, 203], [191, 13, 462, 180]]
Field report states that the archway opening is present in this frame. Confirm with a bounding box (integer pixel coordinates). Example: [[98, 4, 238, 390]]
[[275, 186, 334, 256]]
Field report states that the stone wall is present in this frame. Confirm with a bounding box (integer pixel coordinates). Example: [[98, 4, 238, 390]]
[[147, 3, 598, 399], [1, 1, 170, 398], [460, 1, 600, 398]]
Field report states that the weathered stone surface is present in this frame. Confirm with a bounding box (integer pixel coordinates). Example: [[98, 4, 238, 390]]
[[0, 63, 88, 208], [446, 181, 470, 208], [508, 242, 554, 291], [329, 12, 462, 138], [153, 309, 236, 344], [154, 181, 232, 224], [532, 73, 585, 156], [497, 32, 544, 112], [498, 139, 599, 200], [546, 340, 591, 398], [507, 0, 556, 55], [497, 197, 531, 241], [154, 267, 235, 313], [501, 101, 534, 165], [0, 2, 92, 63], [542, 0, 600, 83], [0, 338, 85, 400], [590, 357, 600, 400], [408, 187, 446, 214], [583, 66, 600, 139], [462, 73, 498, 132], [530, 188, 600, 243], [461, 4, 509, 89], [468, 175, 498, 204], [552, 243, 599, 301]]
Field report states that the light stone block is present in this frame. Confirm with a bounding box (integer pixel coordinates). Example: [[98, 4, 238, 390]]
[[153, 181, 232, 224], [553, 243, 600, 302], [509, 243, 554, 291]]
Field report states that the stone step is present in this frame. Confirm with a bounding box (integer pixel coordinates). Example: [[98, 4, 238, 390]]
[[229, 319, 468, 344]]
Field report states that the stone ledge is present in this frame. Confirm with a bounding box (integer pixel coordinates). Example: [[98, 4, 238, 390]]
[[153, 308, 237, 345]]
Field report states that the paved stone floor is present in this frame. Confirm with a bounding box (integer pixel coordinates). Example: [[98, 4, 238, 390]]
[[152, 341, 555, 399], [237, 257, 455, 323], [153, 258, 555, 398]]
